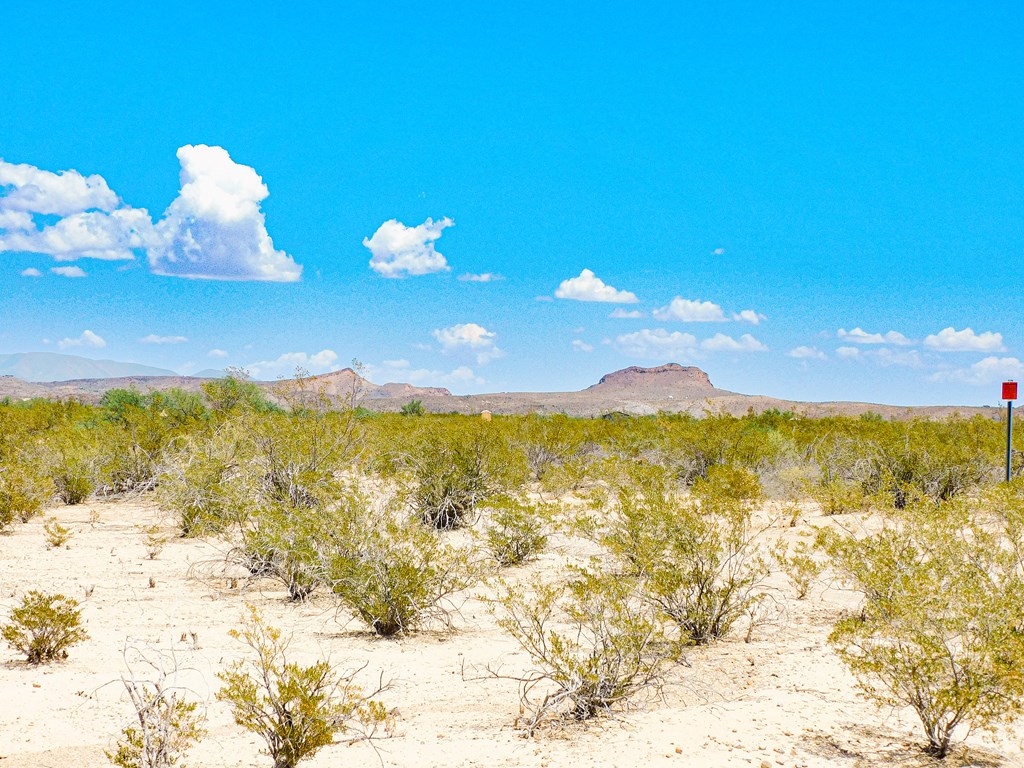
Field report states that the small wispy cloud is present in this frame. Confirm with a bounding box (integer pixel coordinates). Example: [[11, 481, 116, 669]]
[[364, 358, 482, 388], [140, 334, 188, 344], [836, 346, 924, 368], [609, 308, 644, 319], [732, 309, 766, 325], [837, 327, 913, 346], [20, 267, 41, 277], [457, 272, 503, 282], [572, 339, 594, 352], [245, 349, 340, 379], [51, 265, 87, 278], [207, 348, 229, 358], [929, 356, 1024, 385], [787, 345, 827, 360]]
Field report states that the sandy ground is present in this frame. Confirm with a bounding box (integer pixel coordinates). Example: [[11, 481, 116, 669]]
[[1, 498, 1022, 768]]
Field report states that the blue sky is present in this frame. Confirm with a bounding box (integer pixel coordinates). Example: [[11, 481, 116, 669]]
[[1, 2, 1022, 405]]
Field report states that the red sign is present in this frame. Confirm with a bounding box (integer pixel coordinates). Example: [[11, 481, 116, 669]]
[[1003, 381, 1018, 401]]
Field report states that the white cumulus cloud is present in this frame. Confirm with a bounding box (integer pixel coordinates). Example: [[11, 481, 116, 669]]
[[457, 272, 502, 282], [837, 327, 913, 345], [654, 298, 727, 322], [0, 147, 300, 281], [245, 349, 340, 379], [554, 269, 639, 303], [572, 340, 594, 352], [364, 217, 453, 278], [653, 297, 765, 325], [148, 145, 301, 282], [930, 357, 1024, 386], [58, 329, 106, 350], [923, 326, 1005, 352], [432, 322, 504, 364], [2, 207, 154, 261], [787, 346, 827, 360], [207, 348, 229, 358], [51, 265, 87, 278], [0, 159, 119, 216], [140, 334, 188, 344], [700, 333, 768, 352], [20, 267, 41, 277], [614, 328, 698, 359]]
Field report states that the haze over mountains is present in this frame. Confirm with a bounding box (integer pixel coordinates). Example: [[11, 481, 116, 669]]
[[0, 353, 993, 420], [0, 352, 178, 382]]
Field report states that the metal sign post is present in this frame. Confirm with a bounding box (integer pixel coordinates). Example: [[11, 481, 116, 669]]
[[1004, 381, 1018, 482]]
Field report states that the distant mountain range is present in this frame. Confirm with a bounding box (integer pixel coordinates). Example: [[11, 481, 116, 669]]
[[0, 356, 995, 420], [0, 352, 178, 382]]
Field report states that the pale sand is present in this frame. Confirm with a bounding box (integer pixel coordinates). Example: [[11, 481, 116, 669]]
[[1, 499, 1022, 768]]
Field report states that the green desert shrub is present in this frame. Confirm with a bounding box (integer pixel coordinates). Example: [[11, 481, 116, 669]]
[[201, 372, 279, 415], [485, 496, 550, 567], [217, 606, 389, 768], [326, 512, 472, 636], [807, 478, 869, 516], [409, 430, 500, 530], [2, 590, 89, 663], [0, 455, 53, 528], [602, 465, 771, 644], [496, 569, 681, 735], [773, 537, 823, 599], [158, 424, 247, 537], [43, 516, 74, 548], [516, 414, 596, 484], [46, 428, 102, 505], [399, 399, 424, 416], [819, 501, 1024, 758]]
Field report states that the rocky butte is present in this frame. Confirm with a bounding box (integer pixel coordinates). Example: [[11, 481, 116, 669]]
[[586, 363, 716, 397]]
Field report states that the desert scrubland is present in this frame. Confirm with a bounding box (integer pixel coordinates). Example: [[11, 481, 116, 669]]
[[2, 378, 1024, 768]]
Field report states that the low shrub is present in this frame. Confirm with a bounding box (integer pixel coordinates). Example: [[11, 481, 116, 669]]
[[327, 513, 471, 636], [485, 496, 550, 567], [820, 502, 1024, 758], [107, 646, 206, 768], [44, 517, 74, 548], [2, 590, 89, 663], [217, 606, 389, 768], [0, 457, 53, 529], [496, 569, 681, 735], [410, 433, 496, 530], [601, 466, 771, 644]]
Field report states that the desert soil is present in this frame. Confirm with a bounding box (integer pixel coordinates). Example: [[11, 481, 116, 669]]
[[1, 498, 1022, 768]]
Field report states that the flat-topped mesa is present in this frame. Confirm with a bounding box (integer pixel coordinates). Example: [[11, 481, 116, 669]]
[[587, 363, 714, 394]]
